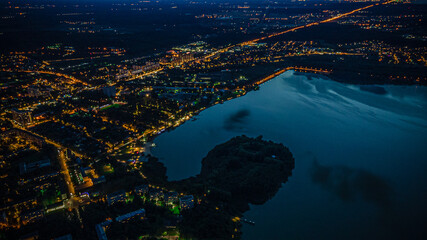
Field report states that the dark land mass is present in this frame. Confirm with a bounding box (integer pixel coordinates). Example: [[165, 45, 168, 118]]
[[142, 135, 295, 239], [360, 85, 388, 95]]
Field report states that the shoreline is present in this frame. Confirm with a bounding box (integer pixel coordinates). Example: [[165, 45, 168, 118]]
[[136, 68, 333, 153], [137, 68, 299, 150], [116, 66, 421, 157]]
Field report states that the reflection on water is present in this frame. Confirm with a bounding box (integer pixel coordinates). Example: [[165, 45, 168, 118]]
[[223, 109, 251, 130], [310, 160, 392, 208], [152, 71, 427, 239]]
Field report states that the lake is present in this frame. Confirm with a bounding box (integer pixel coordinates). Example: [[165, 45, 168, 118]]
[[152, 71, 427, 239]]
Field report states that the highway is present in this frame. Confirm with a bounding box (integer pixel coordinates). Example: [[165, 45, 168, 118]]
[[0, 68, 89, 87], [111, 68, 164, 86], [204, 0, 398, 59], [250, 67, 331, 87], [246, 0, 397, 44]]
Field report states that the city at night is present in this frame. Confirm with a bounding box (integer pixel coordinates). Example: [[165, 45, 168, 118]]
[[0, 0, 426, 239]]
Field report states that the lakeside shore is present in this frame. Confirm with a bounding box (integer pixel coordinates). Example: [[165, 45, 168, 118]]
[[114, 64, 424, 159]]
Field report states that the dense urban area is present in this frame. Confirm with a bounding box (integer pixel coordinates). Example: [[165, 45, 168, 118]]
[[0, 0, 425, 239]]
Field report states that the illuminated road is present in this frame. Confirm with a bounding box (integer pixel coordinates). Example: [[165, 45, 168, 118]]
[[59, 149, 76, 196], [250, 67, 330, 86], [245, 0, 397, 44], [58, 149, 83, 224], [0, 68, 89, 86], [0, 1, 397, 93], [5, 119, 81, 199], [3, 117, 83, 213], [4, 117, 86, 160], [59, 148, 83, 226], [205, 0, 398, 59], [111, 68, 164, 86], [44, 54, 117, 63], [133, 0, 386, 82]]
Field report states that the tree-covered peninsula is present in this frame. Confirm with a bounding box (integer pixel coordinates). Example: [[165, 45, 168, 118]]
[[142, 135, 295, 239]]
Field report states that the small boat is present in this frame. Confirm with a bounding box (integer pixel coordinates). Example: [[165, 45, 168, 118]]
[[242, 218, 255, 225]]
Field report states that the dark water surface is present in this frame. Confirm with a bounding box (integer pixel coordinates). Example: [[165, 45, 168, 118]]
[[152, 71, 427, 239]]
